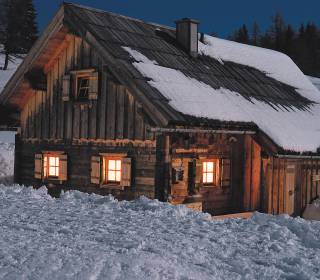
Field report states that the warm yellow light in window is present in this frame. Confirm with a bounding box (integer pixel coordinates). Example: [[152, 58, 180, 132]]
[[43, 155, 59, 178], [203, 161, 214, 184], [107, 159, 121, 182]]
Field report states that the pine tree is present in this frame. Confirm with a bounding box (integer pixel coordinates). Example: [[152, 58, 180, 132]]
[[229, 24, 250, 44], [20, 0, 38, 53], [1, 0, 38, 70], [251, 22, 261, 46]]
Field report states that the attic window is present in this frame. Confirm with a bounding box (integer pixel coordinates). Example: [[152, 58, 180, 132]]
[[77, 76, 90, 100], [63, 69, 99, 102]]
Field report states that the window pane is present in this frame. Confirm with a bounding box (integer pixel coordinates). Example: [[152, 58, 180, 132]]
[[203, 173, 207, 183], [203, 162, 207, 172], [49, 156, 56, 166], [49, 166, 56, 176], [116, 160, 121, 171], [108, 160, 116, 170], [207, 162, 214, 172], [108, 171, 116, 181], [207, 173, 214, 183], [116, 171, 121, 182]]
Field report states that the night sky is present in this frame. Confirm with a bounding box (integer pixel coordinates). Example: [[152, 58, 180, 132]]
[[34, 0, 320, 37]]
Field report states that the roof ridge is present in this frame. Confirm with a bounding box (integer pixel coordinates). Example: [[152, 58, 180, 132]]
[[63, 2, 175, 31]]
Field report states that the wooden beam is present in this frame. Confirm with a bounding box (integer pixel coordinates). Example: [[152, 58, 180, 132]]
[[44, 34, 73, 74]]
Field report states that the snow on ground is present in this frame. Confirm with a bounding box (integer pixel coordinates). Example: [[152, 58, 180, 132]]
[[123, 45, 320, 152], [0, 185, 319, 280], [0, 132, 15, 184], [0, 50, 22, 94]]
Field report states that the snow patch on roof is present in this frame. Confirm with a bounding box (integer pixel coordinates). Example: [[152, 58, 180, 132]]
[[123, 46, 320, 152], [308, 75, 320, 92], [199, 35, 320, 103]]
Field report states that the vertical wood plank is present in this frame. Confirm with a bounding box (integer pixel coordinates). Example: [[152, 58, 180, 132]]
[[73, 105, 80, 139], [80, 106, 89, 139], [251, 139, 261, 210], [127, 90, 135, 140], [116, 85, 125, 139], [243, 135, 252, 211], [106, 81, 116, 140], [98, 71, 107, 139]]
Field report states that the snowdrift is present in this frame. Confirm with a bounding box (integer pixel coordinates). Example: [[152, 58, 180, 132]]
[[0, 185, 319, 280]]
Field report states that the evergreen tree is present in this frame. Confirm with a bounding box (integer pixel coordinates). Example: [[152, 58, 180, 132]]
[[251, 21, 261, 46], [0, 0, 38, 70], [229, 24, 249, 44], [226, 14, 320, 77]]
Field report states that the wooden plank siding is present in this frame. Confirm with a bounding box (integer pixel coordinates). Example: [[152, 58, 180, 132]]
[[263, 158, 320, 216], [15, 139, 156, 199], [19, 34, 154, 143]]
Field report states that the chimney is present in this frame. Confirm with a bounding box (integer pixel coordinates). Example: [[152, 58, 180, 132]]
[[175, 18, 200, 57]]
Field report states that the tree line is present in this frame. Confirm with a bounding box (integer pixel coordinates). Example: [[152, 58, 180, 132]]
[[0, 0, 38, 70], [227, 14, 320, 77]]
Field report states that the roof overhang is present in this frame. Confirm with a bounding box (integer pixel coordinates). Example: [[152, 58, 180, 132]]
[[0, 5, 67, 109]]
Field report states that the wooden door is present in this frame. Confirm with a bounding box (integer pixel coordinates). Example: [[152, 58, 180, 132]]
[[285, 164, 296, 215]]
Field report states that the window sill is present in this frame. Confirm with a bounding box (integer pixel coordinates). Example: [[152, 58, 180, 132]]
[[73, 100, 90, 105], [42, 178, 64, 184], [201, 185, 219, 189], [100, 184, 124, 191]]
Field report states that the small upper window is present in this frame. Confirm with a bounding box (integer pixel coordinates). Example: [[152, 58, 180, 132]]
[[203, 161, 215, 185], [77, 76, 90, 101], [43, 155, 60, 178]]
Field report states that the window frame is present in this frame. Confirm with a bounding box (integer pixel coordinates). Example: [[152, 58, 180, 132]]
[[202, 159, 219, 187], [76, 75, 90, 101], [70, 68, 96, 102], [103, 157, 122, 185], [43, 153, 60, 179]]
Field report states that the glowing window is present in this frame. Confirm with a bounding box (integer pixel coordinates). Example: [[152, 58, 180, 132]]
[[203, 161, 215, 184], [43, 155, 59, 178], [106, 159, 121, 183]]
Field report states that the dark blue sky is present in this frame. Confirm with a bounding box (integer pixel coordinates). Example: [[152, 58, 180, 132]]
[[34, 0, 320, 37]]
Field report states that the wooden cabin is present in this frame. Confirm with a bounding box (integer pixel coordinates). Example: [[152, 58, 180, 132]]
[[1, 3, 320, 216]]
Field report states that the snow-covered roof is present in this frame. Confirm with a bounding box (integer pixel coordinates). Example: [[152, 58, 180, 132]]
[[308, 75, 320, 91], [122, 36, 320, 152], [2, 3, 320, 153]]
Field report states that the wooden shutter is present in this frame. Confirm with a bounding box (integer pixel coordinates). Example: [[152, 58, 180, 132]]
[[62, 75, 71, 101], [34, 154, 43, 179], [59, 154, 68, 181], [220, 158, 231, 188], [91, 156, 101, 184], [121, 157, 132, 187], [88, 72, 99, 100], [195, 159, 203, 189]]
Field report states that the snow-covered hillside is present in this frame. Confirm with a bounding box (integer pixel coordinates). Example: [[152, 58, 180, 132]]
[[0, 185, 319, 280], [0, 51, 22, 94]]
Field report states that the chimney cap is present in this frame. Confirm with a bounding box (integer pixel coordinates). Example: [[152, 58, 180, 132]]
[[175, 18, 200, 25]]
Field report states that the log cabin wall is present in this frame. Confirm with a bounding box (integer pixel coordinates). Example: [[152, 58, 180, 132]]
[[20, 34, 154, 142], [15, 34, 156, 198], [264, 158, 320, 216], [170, 133, 246, 215], [15, 138, 156, 198]]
